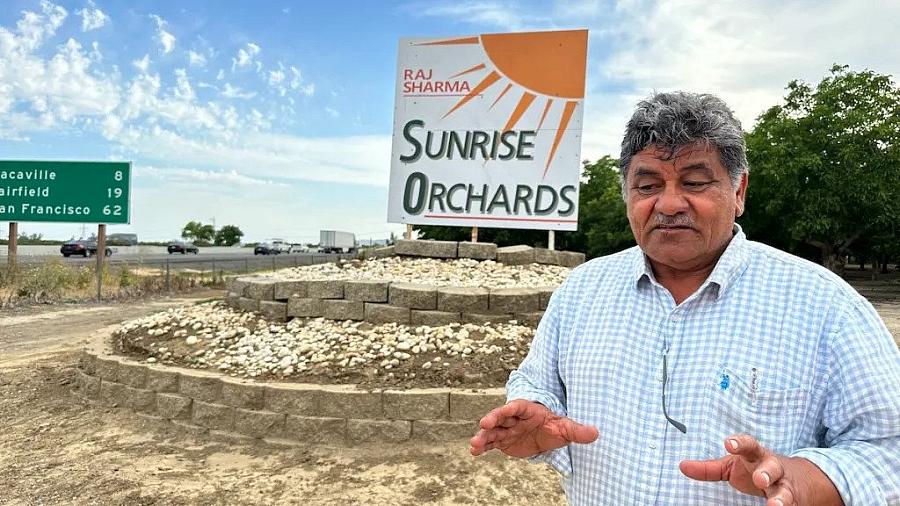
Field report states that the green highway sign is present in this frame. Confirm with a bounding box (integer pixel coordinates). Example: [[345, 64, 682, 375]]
[[0, 160, 131, 224]]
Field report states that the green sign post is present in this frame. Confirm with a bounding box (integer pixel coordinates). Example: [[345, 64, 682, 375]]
[[0, 160, 131, 224]]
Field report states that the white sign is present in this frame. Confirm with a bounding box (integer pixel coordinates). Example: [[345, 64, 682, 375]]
[[387, 29, 588, 231]]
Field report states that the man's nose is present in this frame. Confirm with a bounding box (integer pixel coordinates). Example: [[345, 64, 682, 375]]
[[654, 185, 689, 215]]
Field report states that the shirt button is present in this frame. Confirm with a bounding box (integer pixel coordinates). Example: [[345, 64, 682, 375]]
[[656, 375, 663, 383], [649, 442, 657, 449]]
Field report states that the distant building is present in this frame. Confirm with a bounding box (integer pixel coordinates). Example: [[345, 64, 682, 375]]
[[107, 233, 138, 245]]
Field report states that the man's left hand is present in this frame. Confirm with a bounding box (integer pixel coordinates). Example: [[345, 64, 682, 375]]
[[679, 434, 842, 506]]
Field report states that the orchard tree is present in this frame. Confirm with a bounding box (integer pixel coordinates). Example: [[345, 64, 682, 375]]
[[742, 65, 900, 272], [214, 225, 244, 246], [181, 221, 215, 246]]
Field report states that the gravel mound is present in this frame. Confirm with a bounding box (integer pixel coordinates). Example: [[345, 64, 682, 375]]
[[114, 301, 535, 389], [257, 256, 569, 288]]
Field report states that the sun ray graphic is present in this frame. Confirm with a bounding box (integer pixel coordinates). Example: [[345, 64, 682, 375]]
[[425, 30, 587, 179]]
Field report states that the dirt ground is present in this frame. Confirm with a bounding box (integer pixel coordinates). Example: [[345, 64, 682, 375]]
[[0, 290, 565, 506], [1, 284, 898, 505]]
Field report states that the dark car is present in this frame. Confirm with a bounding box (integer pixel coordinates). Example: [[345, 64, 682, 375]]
[[254, 243, 277, 255], [167, 242, 199, 254], [60, 240, 112, 257]]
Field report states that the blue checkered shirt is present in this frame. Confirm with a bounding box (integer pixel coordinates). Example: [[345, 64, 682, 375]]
[[507, 226, 900, 505]]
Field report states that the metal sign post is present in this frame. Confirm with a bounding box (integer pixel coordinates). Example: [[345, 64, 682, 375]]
[[471, 226, 478, 243], [96, 224, 106, 300], [7, 221, 16, 270], [548, 230, 555, 251]]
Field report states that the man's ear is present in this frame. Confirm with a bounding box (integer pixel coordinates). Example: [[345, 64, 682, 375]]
[[735, 172, 748, 217]]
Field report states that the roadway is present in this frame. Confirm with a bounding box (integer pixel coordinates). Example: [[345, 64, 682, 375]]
[[13, 251, 351, 272]]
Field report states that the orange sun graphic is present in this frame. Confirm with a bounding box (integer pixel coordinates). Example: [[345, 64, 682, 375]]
[[417, 29, 587, 178]]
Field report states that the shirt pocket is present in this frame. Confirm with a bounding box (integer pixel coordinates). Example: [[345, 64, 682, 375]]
[[704, 367, 809, 458]]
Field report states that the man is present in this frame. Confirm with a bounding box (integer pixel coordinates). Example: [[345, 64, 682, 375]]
[[470, 92, 900, 505]]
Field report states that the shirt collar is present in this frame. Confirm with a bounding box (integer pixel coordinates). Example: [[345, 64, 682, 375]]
[[632, 224, 750, 300]]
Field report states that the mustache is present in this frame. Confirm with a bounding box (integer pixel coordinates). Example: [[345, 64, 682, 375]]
[[653, 214, 695, 228]]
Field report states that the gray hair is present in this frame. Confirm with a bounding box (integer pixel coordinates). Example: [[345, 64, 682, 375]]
[[619, 91, 748, 197]]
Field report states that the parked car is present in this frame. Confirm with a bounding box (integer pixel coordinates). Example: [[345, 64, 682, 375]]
[[60, 240, 112, 257], [167, 242, 199, 254]]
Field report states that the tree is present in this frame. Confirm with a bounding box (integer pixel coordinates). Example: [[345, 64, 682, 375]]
[[742, 65, 900, 272], [566, 156, 635, 257], [416, 156, 635, 258], [181, 221, 215, 246], [214, 225, 244, 246]]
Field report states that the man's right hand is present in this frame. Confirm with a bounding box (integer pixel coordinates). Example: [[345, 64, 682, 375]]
[[469, 399, 599, 458]]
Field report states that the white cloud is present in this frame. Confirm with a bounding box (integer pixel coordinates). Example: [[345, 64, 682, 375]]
[[132, 54, 150, 72], [77, 1, 109, 32], [325, 107, 339, 118], [216, 68, 225, 80], [187, 50, 206, 67], [221, 83, 257, 99], [289, 66, 314, 96], [231, 42, 260, 71], [150, 14, 175, 54]]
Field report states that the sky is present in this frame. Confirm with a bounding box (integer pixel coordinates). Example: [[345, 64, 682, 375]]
[[0, 0, 897, 243]]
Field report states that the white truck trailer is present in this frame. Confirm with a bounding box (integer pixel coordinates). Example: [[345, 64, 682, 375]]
[[319, 230, 356, 254]]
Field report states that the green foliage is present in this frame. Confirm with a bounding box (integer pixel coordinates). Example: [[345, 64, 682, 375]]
[[214, 224, 244, 246], [417, 156, 635, 259], [742, 65, 900, 269], [16, 261, 93, 299], [181, 221, 215, 246]]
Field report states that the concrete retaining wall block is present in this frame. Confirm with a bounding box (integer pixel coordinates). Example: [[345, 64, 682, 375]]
[[437, 287, 489, 313], [359, 246, 396, 260], [383, 390, 449, 420], [287, 296, 324, 318], [235, 297, 260, 313], [449, 391, 507, 420], [99, 381, 126, 407], [234, 409, 286, 438], [318, 388, 383, 419], [411, 420, 477, 441], [94, 355, 120, 382], [157, 393, 192, 420], [225, 292, 241, 306], [515, 311, 545, 327], [537, 286, 556, 310], [410, 310, 461, 327], [364, 303, 411, 325], [489, 288, 539, 314], [191, 401, 234, 431], [117, 362, 147, 388], [344, 280, 390, 302], [221, 378, 265, 409], [80, 371, 101, 399], [348, 419, 411, 443], [283, 416, 346, 442], [245, 280, 276, 301], [125, 386, 157, 413], [145, 367, 179, 393], [323, 299, 365, 321], [496, 245, 535, 265], [306, 279, 345, 299], [264, 384, 319, 415], [273, 280, 308, 301], [558, 251, 586, 268], [230, 277, 254, 297], [457, 242, 497, 260], [533, 248, 563, 266], [178, 370, 222, 402], [389, 283, 438, 310], [462, 313, 514, 325], [258, 300, 288, 322], [395, 239, 458, 258]]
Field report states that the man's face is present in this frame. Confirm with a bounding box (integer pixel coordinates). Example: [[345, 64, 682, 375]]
[[625, 144, 748, 272]]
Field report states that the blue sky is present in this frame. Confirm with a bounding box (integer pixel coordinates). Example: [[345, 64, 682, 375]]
[[0, 0, 897, 243]]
